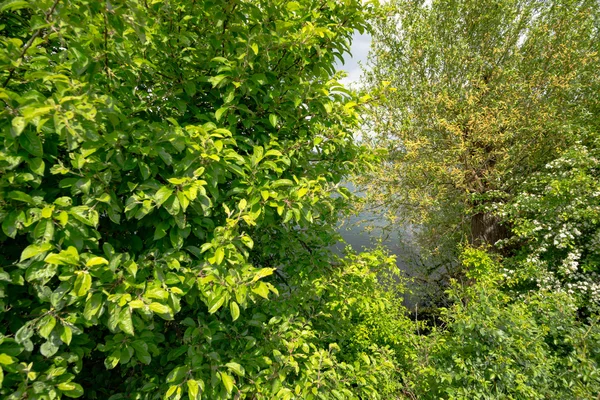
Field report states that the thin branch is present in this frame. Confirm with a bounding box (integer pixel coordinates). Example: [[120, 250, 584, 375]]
[[3, 0, 61, 88], [103, 4, 109, 76]]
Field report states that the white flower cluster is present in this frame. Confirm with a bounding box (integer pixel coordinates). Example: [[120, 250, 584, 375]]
[[551, 224, 577, 249], [536, 270, 563, 293], [494, 143, 600, 305], [564, 273, 600, 303], [559, 250, 581, 276]]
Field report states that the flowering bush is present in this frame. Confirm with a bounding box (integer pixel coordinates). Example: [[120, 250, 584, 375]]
[[497, 141, 600, 305]]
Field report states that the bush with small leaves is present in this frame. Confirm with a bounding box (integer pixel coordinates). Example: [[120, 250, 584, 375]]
[[404, 248, 600, 399]]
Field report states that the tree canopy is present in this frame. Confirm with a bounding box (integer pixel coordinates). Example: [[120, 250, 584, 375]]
[[360, 0, 600, 254]]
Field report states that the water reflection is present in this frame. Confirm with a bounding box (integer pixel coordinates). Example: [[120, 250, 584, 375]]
[[334, 182, 426, 309]]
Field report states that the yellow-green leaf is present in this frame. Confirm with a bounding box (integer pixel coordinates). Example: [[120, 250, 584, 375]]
[[73, 272, 92, 297], [230, 301, 240, 321], [187, 379, 199, 399], [20, 243, 52, 261], [86, 257, 108, 267], [220, 371, 235, 394], [208, 293, 226, 314]]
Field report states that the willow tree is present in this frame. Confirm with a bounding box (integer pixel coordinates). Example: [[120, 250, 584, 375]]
[[0, 1, 414, 399], [360, 0, 600, 256]]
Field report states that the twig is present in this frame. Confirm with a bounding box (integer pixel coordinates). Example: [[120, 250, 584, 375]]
[[2, 0, 61, 88], [103, 3, 109, 76]]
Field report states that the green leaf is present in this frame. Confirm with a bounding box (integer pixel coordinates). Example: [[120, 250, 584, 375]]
[[83, 293, 103, 320], [20, 243, 52, 261], [164, 194, 181, 216], [59, 324, 73, 345], [166, 366, 187, 384], [252, 282, 270, 299], [154, 186, 173, 206], [264, 149, 282, 157], [118, 307, 134, 335], [15, 324, 33, 344], [139, 162, 151, 180], [105, 349, 120, 369], [208, 293, 226, 314], [271, 179, 294, 188], [149, 302, 170, 314], [241, 235, 254, 249], [230, 301, 240, 321], [0, 354, 15, 365], [187, 379, 199, 399], [170, 227, 184, 249], [19, 130, 43, 156], [158, 148, 173, 165], [166, 385, 178, 397], [225, 362, 245, 377], [184, 81, 197, 96], [286, 1, 300, 11], [1, 0, 32, 12], [38, 315, 56, 339], [11, 116, 25, 136], [250, 43, 259, 55], [73, 272, 92, 297], [154, 223, 168, 240], [124, 260, 138, 277], [34, 219, 55, 242], [251, 268, 275, 283], [26, 261, 57, 282], [45, 246, 79, 265], [57, 382, 84, 398], [8, 190, 33, 204], [220, 371, 235, 394], [208, 74, 228, 88], [216, 107, 228, 122], [29, 157, 45, 175], [2, 210, 24, 238], [269, 114, 278, 128], [58, 211, 69, 226], [40, 339, 59, 357], [86, 257, 108, 267], [131, 340, 151, 364], [214, 247, 225, 265], [54, 197, 72, 207], [0, 339, 24, 357], [297, 187, 309, 198], [41, 205, 54, 218], [146, 287, 169, 300]]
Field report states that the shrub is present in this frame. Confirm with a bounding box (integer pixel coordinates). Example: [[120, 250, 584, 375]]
[[0, 0, 380, 398]]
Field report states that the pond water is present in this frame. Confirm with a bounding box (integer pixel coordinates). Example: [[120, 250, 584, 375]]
[[334, 183, 427, 309]]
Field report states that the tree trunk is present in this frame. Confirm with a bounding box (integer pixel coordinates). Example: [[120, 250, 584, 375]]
[[470, 212, 510, 248]]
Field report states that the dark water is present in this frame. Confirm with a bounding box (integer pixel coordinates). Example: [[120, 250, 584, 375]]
[[334, 183, 426, 309], [334, 182, 417, 263]]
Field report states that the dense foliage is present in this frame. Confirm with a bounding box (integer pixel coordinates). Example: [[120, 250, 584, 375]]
[[0, 0, 413, 398], [2, 0, 599, 399], [359, 0, 600, 255], [402, 249, 600, 399]]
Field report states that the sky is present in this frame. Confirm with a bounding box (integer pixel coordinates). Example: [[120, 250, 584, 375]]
[[336, 32, 372, 87]]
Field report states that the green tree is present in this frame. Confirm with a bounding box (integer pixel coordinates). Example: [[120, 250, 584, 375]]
[[0, 0, 394, 398], [359, 0, 600, 257]]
